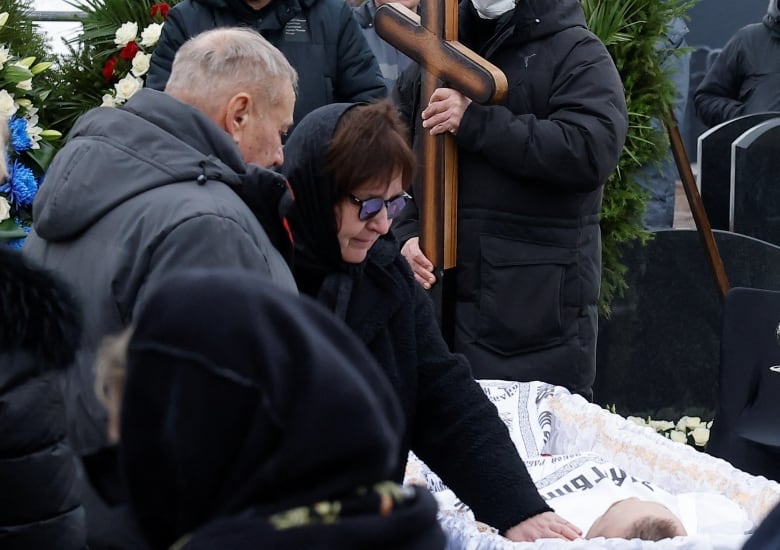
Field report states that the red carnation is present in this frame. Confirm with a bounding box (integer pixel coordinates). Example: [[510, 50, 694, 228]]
[[102, 56, 119, 83], [150, 3, 171, 18], [120, 41, 139, 61]]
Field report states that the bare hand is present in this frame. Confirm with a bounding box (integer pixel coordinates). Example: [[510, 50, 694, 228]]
[[401, 237, 437, 289], [421, 87, 472, 136], [504, 512, 582, 542]]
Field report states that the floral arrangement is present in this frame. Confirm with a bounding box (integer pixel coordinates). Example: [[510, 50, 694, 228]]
[[97, 2, 170, 107], [49, 0, 179, 130], [0, 6, 61, 246], [619, 408, 713, 449]]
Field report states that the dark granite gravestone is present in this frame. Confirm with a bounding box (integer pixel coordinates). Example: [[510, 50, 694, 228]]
[[698, 112, 780, 230], [730, 119, 780, 243], [593, 229, 780, 421]]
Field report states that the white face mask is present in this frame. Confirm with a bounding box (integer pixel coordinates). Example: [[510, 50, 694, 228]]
[[470, 0, 515, 19]]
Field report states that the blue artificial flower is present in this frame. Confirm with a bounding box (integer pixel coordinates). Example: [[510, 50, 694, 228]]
[[8, 117, 33, 153], [0, 160, 39, 207], [6, 221, 31, 249]]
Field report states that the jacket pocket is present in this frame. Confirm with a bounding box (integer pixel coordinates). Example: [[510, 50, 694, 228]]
[[477, 235, 575, 355]]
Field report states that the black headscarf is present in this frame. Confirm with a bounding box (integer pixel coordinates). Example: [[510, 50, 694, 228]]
[[119, 269, 406, 549], [282, 103, 366, 318]]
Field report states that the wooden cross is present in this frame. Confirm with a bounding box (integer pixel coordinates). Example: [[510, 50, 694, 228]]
[[375, 1, 507, 273]]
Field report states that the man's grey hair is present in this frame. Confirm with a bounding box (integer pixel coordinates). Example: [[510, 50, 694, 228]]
[[166, 27, 298, 108]]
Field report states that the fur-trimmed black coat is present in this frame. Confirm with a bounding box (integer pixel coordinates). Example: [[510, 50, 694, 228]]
[[0, 247, 86, 549]]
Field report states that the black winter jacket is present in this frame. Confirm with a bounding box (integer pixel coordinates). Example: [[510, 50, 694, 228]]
[[694, 12, 780, 128], [394, 0, 627, 398], [24, 89, 297, 456], [0, 248, 86, 549], [146, 0, 387, 125]]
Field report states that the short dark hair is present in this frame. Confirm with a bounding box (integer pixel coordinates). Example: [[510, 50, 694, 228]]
[[324, 99, 416, 200], [628, 516, 686, 541]]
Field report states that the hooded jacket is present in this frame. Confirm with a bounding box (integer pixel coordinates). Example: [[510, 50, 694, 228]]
[[393, 0, 627, 398], [0, 248, 86, 549], [146, 0, 386, 125], [282, 103, 552, 534], [121, 269, 445, 550], [694, 3, 780, 127], [23, 88, 297, 456]]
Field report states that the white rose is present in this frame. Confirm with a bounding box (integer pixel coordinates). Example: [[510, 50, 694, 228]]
[[16, 78, 32, 91], [685, 416, 702, 429], [0, 196, 11, 222], [140, 23, 163, 47], [691, 427, 710, 447], [131, 52, 151, 77], [114, 22, 138, 47], [669, 430, 687, 444], [676, 416, 690, 432], [0, 45, 9, 66], [0, 89, 17, 118], [114, 74, 143, 101], [101, 94, 117, 108]]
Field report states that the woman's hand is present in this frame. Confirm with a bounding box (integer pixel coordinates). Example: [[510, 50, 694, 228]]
[[504, 511, 582, 542], [401, 237, 437, 289]]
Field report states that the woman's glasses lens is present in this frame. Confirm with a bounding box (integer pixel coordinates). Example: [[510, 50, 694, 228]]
[[354, 193, 410, 221]]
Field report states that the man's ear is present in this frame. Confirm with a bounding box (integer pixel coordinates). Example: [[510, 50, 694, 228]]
[[224, 92, 253, 142]]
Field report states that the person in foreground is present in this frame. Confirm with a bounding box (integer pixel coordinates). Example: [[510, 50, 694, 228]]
[[118, 269, 445, 549], [1, 123, 85, 548], [281, 99, 581, 542], [23, 27, 299, 548]]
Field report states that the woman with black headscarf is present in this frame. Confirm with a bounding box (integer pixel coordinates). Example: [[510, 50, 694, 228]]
[[119, 269, 444, 549], [282, 99, 581, 541]]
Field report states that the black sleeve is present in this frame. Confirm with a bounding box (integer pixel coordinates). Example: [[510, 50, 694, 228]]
[[408, 283, 551, 533], [456, 33, 627, 192]]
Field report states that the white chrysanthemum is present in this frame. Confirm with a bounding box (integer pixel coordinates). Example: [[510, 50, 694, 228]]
[[0, 89, 17, 117], [114, 22, 138, 47], [140, 23, 163, 47], [16, 78, 32, 91], [114, 74, 143, 101], [0, 196, 11, 222], [101, 94, 117, 108], [0, 45, 9, 66], [131, 52, 151, 77]]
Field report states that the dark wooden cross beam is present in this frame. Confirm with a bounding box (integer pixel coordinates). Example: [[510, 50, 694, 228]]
[[375, 2, 507, 274], [665, 111, 730, 299]]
